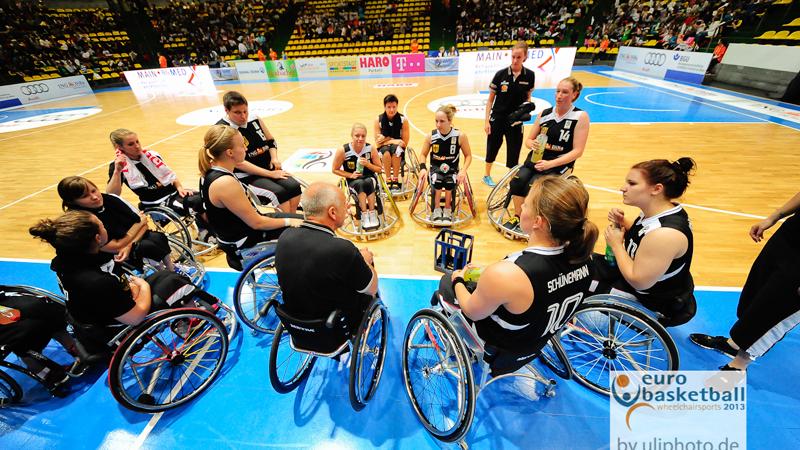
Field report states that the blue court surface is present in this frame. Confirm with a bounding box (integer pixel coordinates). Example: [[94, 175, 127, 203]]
[[1, 259, 798, 449]]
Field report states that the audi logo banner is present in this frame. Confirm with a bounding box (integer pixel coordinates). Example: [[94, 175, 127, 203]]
[[20, 83, 50, 95], [1, 75, 92, 108], [614, 46, 713, 85], [644, 52, 667, 66]]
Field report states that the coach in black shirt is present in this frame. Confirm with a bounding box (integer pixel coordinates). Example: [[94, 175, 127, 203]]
[[275, 182, 378, 329], [483, 41, 535, 187]]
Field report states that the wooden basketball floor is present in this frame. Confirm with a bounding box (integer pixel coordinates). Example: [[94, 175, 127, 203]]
[[1, 67, 799, 288]]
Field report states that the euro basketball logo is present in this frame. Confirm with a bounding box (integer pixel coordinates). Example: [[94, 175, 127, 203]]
[[611, 374, 654, 430]]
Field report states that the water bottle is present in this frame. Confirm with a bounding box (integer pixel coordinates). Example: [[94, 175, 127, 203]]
[[604, 244, 617, 267], [533, 126, 548, 162], [464, 266, 484, 283], [355, 158, 364, 174]]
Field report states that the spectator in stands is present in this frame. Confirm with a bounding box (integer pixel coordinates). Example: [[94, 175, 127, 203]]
[[269, 48, 278, 60], [158, 52, 167, 68], [257, 48, 266, 61], [410, 39, 419, 53]]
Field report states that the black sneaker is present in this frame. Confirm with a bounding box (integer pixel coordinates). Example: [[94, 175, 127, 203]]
[[719, 364, 743, 371], [689, 333, 738, 358]]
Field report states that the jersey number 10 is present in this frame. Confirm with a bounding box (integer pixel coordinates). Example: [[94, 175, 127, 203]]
[[542, 293, 583, 336]]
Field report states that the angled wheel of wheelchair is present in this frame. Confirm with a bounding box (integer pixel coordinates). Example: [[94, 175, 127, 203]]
[[349, 299, 388, 411], [0, 369, 23, 406], [402, 309, 475, 443], [233, 253, 282, 335], [108, 308, 229, 413], [538, 339, 572, 380], [143, 206, 192, 249], [133, 237, 206, 287], [555, 296, 679, 395], [337, 177, 400, 240], [486, 165, 528, 240], [409, 175, 476, 228], [191, 293, 239, 343], [391, 147, 421, 200], [268, 322, 317, 394], [167, 237, 206, 286]]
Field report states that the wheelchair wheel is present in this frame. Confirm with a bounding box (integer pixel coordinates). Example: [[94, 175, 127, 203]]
[[144, 207, 192, 249], [349, 300, 388, 410], [402, 309, 475, 443], [268, 322, 317, 394], [167, 237, 206, 286], [0, 370, 23, 406], [538, 339, 572, 380], [556, 300, 679, 395], [486, 166, 527, 240], [233, 253, 282, 335], [108, 308, 229, 413]]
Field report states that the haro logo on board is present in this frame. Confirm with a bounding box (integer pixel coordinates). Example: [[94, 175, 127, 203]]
[[360, 56, 390, 68]]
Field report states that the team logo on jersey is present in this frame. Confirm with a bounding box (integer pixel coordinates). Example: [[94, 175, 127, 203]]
[[564, 120, 572, 130], [501, 84, 508, 92], [431, 144, 439, 154], [347, 161, 355, 169]]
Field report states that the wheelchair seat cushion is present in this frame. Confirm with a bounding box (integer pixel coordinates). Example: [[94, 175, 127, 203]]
[[276, 305, 351, 355]]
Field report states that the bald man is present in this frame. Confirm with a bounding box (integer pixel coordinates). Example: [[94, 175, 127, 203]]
[[275, 182, 378, 328]]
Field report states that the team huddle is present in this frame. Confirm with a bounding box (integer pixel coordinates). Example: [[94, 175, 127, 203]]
[[3, 42, 798, 406]]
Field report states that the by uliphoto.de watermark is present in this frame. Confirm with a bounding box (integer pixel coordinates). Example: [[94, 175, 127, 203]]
[[611, 371, 746, 450]]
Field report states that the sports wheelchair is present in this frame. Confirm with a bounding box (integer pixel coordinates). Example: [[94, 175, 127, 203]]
[[486, 164, 577, 240], [386, 147, 422, 200], [0, 284, 237, 412], [409, 171, 477, 228], [230, 241, 284, 336], [144, 205, 217, 258], [268, 296, 388, 411], [541, 293, 680, 394], [122, 235, 207, 288], [338, 174, 403, 240], [402, 292, 678, 443], [144, 178, 309, 257]]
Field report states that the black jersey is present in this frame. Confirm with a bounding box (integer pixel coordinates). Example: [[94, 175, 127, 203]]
[[378, 112, 405, 140], [201, 167, 256, 247], [624, 204, 694, 300], [528, 106, 584, 172], [217, 116, 273, 172], [341, 143, 377, 178], [107, 155, 176, 204], [429, 128, 461, 174], [475, 246, 593, 354], [488, 66, 536, 119], [74, 193, 140, 241]]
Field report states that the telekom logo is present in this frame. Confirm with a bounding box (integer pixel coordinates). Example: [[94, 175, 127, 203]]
[[392, 54, 424, 74]]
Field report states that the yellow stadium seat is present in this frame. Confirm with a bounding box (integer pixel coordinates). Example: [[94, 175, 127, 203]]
[[789, 31, 800, 39], [772, 30, 790, 39], [784, 18, 800, 27], [755, 30, 776, 39]]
